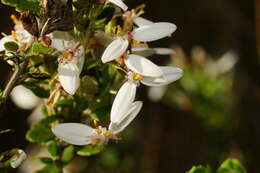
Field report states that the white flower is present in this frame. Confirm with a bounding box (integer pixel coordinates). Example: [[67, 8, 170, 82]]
[[0, 23, 33, 53], [109, 81, 143, 134], [10, 149, 27, 168], [51, 37, 85, 95], [125, 54, 183, 87], [107, 0, 128, 11], [101, 22, 177, 63], [0, 35, 16, 52], [52, 81, 143, 145]]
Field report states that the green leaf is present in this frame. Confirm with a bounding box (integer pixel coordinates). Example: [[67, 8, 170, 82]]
[[35, 164, 62, 173], [39, 157, 53, 164], [56, 97, 74, 107], [217, 159, 246, 173], [3, 41, 19, 52], [1, 0, 40, 13], [84, 59, 101, 71], [61, 146, 74, 164], [0, 129, 14, 134], [47, 141, 60, 157], [22, 82, 49, 98], [41, 116, 59, 125], [77, 144, 106, 157], [29, 43, 54, 56], [187, 166, 213, 173], [26, 123, 54, 143], [90, 106, 110, 121]]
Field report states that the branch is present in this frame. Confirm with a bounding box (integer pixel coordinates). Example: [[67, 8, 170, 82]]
[[1, 58, 29, 103]]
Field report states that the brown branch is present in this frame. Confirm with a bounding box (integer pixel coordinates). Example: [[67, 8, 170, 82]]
[[1, 58, 29, 103]]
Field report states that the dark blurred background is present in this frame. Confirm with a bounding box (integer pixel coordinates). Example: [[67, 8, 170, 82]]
[[1, 0, 260, 173]]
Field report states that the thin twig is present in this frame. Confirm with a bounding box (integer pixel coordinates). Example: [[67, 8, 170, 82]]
[[1, 58, 29, 103]]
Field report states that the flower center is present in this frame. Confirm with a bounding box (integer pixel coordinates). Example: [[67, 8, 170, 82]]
[[133, 73, 142, 80]]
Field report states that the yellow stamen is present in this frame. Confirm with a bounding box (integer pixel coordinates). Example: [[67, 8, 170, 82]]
[[11, 15, 20, 24], [104, 132, 114, 137], [116, 25, 123, 35], [131, 9, 136, 15], [132, 40, 141, 45], [91, 139, 101, 146], [61, 51, 69, 59], [134, 73, 142, 80], [93, 120, 98, 127]]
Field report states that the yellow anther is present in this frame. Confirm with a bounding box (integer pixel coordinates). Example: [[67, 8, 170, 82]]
[[134, 73, 142, 80], [11, 15, 20, 24], [93, 120, 98, 127], [61, 51, 69, 59], [104, 132, 114, 137], [131, 9, 136, 15], [132, 40, 141, 45], [116, 25, 123, 35], [91, 139, 101, 146], [11, 31, 16, 36]]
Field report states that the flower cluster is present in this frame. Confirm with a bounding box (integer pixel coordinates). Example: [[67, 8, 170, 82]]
[[0, 0, 183, 161], [52, 1, 183, 146]]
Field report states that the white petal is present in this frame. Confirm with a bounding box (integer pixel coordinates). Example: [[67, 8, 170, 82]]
[[51, 38, 70, 51], [10, 85, 41, 110], [108, 0, 128, 11], [132, 22, 177, 42], [133, 17, 153, 27], [109, 101, 142, 134], [0, 35, 16, 51], [153, 48, 175, 55], [101, 38, 129, 63], [76, 46, 85, 73], [131, 47, 156, 57], [111, 81, 137, 123], [125, 54, 163, 77], [141, 66, 183, 86], [52, 123, 94, 146], [58, 62, 80, 95], [132, 47, 174, 57], [10, 149, 27, 168]]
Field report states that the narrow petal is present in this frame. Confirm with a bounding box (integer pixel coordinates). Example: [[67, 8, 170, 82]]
[[58, 62, 80, 95], [108, 0, 128, 11], [0, 35, 16, 51], [131, 47, 156, 57], [132, 22, 177, 42], [52, 123, 94, 146], [111, 81, 137, 123], [133, 17, 153, 27], [132, 47, 174, 57], [10, 149, 27, 168], [141, 66, 183, 86], [76, 46, 85, 73], [109, 101, 143, 134], [125, 54, 163, 77], [101, 38, 129, 63], [153, 48, 175, 55], [51, 38, 70, 51]]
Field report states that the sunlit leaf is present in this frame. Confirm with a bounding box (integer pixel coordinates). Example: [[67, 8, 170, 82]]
[[216, 159, 246, 173], [61, 146, 74, 164], [77, 144, 106, 157], [1, 0, 40, 13], [26, 123, 54, 143]]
